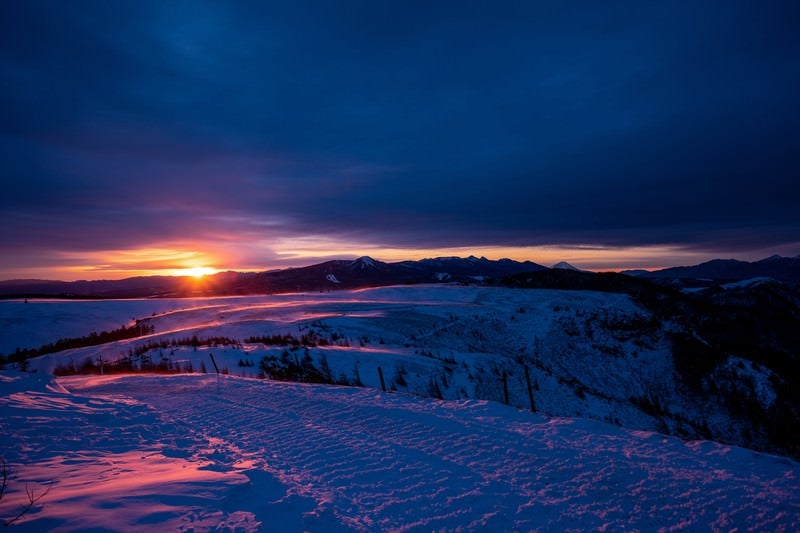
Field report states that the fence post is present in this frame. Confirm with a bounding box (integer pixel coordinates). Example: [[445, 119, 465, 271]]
[[377, 366, 387, 392], [293, 353, 302, 382], [524, 365, 536, 412], [501, 370, 509, 405], [209, 353, 220, 374]]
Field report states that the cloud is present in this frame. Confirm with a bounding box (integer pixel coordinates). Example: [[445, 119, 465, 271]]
[[1, 1, 798, 278]]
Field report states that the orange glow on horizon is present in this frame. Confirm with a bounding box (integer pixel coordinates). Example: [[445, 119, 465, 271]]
[[9, 239, 782, 282], [44, 247, 227, 281]]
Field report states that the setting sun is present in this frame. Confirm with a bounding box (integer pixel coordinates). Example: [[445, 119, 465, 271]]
[[179, 266, 218, 278]]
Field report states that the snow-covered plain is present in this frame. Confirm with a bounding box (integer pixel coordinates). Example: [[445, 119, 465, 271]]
[[1, 285, 799, 530]]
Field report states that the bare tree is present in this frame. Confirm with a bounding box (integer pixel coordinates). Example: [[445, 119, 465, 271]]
[[0, 458, 7, 502], [1, 457, 52, 527]]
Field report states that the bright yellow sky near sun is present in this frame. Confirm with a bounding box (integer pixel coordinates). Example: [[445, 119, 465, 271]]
[[51, 247, 226, 280]]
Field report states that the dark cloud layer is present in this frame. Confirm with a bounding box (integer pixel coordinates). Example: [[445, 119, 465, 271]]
[[1, 1, 799, 276]]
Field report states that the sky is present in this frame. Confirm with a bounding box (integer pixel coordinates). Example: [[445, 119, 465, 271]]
[[1, 1, 799, 280]]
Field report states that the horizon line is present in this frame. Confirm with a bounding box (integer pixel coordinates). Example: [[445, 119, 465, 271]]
[[1, 252, 796, 284]]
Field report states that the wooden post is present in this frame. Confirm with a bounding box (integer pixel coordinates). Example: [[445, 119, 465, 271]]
[[293, 353, 302, 382], [501, 371, 509, 405], [377, 366, 387, 392], [524, 365, 536, 412], [209, 353, 220, 374]]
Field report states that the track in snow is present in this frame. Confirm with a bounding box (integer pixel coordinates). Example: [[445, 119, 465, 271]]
[[43, 374, 800, 532]]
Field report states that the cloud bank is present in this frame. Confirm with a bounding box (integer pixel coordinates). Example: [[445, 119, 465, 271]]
[[1, 1, 798, 278]]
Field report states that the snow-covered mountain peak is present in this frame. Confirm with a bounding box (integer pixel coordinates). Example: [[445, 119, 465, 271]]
[[552, 261, 582, 271], [349, 256, 379, 270]]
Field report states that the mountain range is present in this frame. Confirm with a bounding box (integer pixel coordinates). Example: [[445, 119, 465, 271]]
[[1, 254, 798, 299], [0, 256, 547, 298], [629, 254, 800, 285]]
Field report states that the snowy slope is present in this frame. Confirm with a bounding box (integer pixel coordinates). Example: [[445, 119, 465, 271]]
[[0, 296, 255, 355], [1, 285, 782, 454], [1, 372, 798, 531]]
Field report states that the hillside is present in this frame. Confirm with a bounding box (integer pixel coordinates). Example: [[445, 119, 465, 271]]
[[4, 282, 799, 458]]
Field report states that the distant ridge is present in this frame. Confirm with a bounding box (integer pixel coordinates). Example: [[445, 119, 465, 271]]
[[636, 255, 800, 285], [0, 256, 547, 299], [4, 253, 798, 299]]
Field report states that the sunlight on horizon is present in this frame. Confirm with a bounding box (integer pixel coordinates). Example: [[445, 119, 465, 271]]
[[172, 266, 219, 279], [2, 241, 740, 282], [30, 247, 228, 281]]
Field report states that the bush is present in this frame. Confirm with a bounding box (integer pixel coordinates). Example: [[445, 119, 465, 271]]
[[670, 332, 725, 390]]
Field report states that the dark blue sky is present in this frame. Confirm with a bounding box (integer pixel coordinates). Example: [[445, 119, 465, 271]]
[[1, 1, 799, 279]]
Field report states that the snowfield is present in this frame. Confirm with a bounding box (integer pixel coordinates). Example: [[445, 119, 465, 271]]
[[1, 285, 799, 530], [2, 373, 798, 532]]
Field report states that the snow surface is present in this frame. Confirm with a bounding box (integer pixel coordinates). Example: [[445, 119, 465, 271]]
[[721, 277, 776, 289], [0, 297, 197, 354], [1, 286, 799, 530], [680, 277, 776, 294], [0, 286, 774, 449], [351, 257, 377, 269], [1, 372, 798, 531]]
